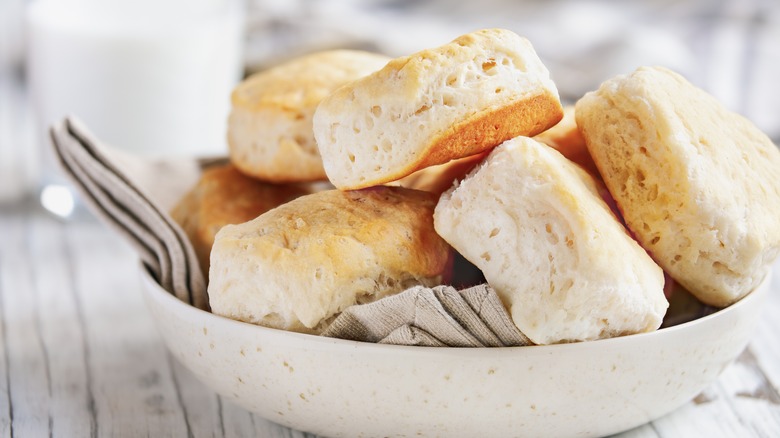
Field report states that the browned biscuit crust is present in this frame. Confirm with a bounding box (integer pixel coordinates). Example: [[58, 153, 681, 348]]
[[171, 164, 309, 275]]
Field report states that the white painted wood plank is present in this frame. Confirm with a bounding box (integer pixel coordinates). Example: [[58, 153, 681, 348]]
[[168, 350, 316, 437], [0, 298, 9, 438], [611, 423, 660, 438], [165, 356, 225, 437], [0, 212, 17, 438], [222, 398, 258, 437], [246, 409, 315, 438], [0, 211, 51, 436], [717, 347, 780, 435], [27, 212, 96, 437], [644, 348, 780, 438], [646, 383, 750, 437], [64, 219, 191, 437], [219, 394, 265, 437], [748, 260, 780, 395], [220, 395, 315, 438]]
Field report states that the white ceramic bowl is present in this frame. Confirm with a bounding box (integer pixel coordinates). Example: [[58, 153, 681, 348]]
[[141, 269, 770, 438]]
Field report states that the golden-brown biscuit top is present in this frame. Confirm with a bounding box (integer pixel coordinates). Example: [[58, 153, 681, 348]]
[[231, 50, 390, 111]]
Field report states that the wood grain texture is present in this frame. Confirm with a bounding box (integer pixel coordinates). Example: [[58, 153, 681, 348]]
[[0, 206, 319, 437], [0, 212, 17, 438], [28, 214, 95, 437], [0, 211, 52, 437], [65, 220, 191, 438], [749, 268, 780, 394]]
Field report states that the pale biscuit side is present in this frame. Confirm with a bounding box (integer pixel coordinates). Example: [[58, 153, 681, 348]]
[[434, 137, 667, 345], [576, 66, 780, 306], [228, 50, 390, 183], [228, 106, 324, 181]]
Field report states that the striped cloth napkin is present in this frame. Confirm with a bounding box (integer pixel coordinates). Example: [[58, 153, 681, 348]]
[[323, 283, 532, 347], [49, 116, 209, 310]]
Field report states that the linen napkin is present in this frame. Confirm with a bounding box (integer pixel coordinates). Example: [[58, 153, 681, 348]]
[[49, 117, 209, 310], [323, 284, 533, 347], [49, 116, 532, 347]]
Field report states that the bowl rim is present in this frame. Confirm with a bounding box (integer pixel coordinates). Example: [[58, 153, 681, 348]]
[[140, 264, 771, 356]]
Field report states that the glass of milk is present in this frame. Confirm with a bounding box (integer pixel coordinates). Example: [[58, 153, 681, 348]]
[[26, 0, 245, 216]]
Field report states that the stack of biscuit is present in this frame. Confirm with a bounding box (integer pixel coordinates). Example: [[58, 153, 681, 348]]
[[172, 50, 394, 278], [173, 49, 456, 333], [174, 28, 780, 345]]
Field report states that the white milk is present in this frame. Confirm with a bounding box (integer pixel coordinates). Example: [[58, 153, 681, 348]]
[[26, 0, 245, 159]]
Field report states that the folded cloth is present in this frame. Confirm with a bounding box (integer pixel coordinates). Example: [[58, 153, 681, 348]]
[[323, 284, 533, 347], [49, 116, 209, 309], [49, 116, 532, 347]]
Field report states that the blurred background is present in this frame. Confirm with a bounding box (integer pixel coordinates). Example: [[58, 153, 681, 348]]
[[1, 0, 779, 213]]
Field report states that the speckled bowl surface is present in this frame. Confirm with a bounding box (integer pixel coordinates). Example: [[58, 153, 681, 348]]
[[141, 269, 770, 438]]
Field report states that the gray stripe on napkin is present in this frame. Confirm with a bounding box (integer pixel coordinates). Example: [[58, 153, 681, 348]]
[[50, 117, 208, 309]]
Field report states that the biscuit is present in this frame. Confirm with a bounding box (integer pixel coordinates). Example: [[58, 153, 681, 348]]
[[394, 153, 487, 196], [208, 186, 452, 333], [170, 163, 309, 276], [434, 137, 667, 345], [313, 28, 563, 190], [228, 50, 390, 182], [534, 106, 598, 175], [576, 66, 780, 306]]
